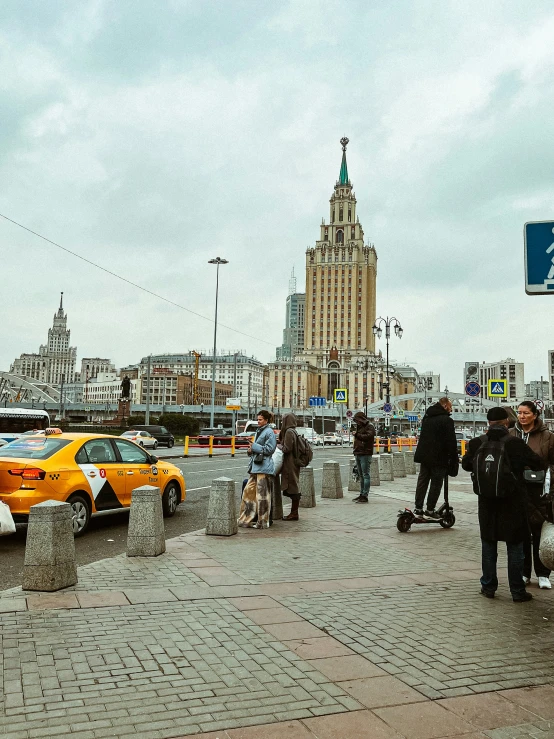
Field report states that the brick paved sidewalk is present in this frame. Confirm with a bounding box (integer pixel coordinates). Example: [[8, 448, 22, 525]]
[[1, 473, 553, 738]]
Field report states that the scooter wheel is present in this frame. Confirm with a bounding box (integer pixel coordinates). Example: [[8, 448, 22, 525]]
[[397, 514, 412, 533], [440, 513, 456, 529]]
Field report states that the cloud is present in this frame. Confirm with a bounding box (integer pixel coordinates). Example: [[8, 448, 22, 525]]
[[2, 0, 554, 393]]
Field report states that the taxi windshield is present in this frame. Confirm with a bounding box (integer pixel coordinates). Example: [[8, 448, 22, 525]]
[[0, 437, 71, 459]]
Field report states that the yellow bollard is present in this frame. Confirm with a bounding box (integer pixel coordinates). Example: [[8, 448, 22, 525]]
[[398, 438, 403, 450], [376, 438, 380, 454], [231, 435, 235, 458], [409, 438, 413, 450], [209, 435, 214, 458], [461, 440, 466, 456], [388, 438, 391, 453], [184, 436, 189, 458]]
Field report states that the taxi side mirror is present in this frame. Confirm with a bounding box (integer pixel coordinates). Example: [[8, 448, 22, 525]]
[[149, 454, 158, 464]]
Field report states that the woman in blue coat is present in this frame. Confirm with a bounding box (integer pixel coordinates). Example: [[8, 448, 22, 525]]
[[238, 410, 276, 529]]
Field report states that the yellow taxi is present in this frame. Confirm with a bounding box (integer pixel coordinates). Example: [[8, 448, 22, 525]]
[[0, 431, 186, 536]]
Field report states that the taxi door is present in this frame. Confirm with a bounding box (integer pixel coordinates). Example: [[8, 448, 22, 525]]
[[76, 438, 126, 511], [113, 438, 160, 505]]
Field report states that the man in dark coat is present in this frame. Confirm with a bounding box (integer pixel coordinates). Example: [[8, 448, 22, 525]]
[[413, 397, 458, 518], [462, 407, 542, 602], [352, 411, 375, 503]]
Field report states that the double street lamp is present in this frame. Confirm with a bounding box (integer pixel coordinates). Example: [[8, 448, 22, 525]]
[[372, 317, 403, 405], [208, 257, 228, 428]]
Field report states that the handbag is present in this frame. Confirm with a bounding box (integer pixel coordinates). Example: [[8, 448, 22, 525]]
[[0, 501, 16, 536], [272, 447, 284, 475], [523, 469, 546, 484]]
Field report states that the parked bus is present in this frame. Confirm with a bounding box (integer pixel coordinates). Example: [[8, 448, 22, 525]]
[[0, 408, 51, 444]]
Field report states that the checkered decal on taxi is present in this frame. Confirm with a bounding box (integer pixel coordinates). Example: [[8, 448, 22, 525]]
[[49, 473, 60, 481]]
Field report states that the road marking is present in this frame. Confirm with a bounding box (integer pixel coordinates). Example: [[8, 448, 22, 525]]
[[186, 486, 211, 492]]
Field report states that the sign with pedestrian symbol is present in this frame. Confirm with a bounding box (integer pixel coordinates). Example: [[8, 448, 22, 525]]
[[488, 379, 508, 398], [524, 221, 554, 295], [333, 388, 348, 403]]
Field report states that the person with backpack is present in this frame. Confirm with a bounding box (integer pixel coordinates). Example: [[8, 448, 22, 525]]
[[278, 413, 313, 521], [462, 406, 542, 602], [510, 401, 554, 589], [413, 397, 459, 518], [352, 411, 375, 503]]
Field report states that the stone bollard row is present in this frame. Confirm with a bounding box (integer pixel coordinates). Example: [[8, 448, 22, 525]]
[[392, 453, 406, 478], [321, 460, 343, 499], [299, 466, 316, 508], [127, 485, 166, 557], [379, 454, 394, 482], [206, 477, 237, 536], [23, 500, 78, 592], [404, 450, 416, 475]]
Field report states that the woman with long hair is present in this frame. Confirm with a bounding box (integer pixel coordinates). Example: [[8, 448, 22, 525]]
[[238, 410, 276, 529], [510, 400, 554, 589]]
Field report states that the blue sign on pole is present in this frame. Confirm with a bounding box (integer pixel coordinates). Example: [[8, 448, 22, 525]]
[[309, 396, 326, 407], [465, 381, 481, 397], [407, 414, 418, 421], [383, 402, 392, 413], [524, 221, 554, 295]]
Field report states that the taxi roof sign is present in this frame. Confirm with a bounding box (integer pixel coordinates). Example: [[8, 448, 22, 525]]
[[333, 389, 348, 403], [487, 379, 508, 398]]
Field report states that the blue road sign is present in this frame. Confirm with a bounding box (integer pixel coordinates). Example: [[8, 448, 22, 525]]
[[524, 221, 554, 295], [309, 396, 326, 407], [465, 381, 481, 397], [383, 402, 392, 413], [407, 414, 418, 421]]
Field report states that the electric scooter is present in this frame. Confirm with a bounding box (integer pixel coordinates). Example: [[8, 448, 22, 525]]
[[396, 474, 456, 532]]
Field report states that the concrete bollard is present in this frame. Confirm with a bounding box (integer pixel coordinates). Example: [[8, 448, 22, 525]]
[[206, 477, 238, 536], [127, 485, 166, 556], [299, 467, 316, 508], [539, 522, 554, 570], [379, 454, 395, 482], [272, 475, 284, 520], [415, 462, 421, 475], [370, 455, 381, 487], [22, 500, 77, 592], [321, 461, 343, 499], [404, 450, 416, 475], [392, 453, 406, 478], [348, 458, 359, 492]]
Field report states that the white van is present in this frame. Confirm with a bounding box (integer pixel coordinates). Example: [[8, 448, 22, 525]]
[[296, 427, 323, 446]]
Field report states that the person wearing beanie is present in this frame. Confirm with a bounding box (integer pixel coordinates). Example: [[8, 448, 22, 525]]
[[462, 406, 542, 602], [413, 398, 459, 518]]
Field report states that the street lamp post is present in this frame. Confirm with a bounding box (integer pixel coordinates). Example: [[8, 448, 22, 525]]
[[208, 257, 228, 428], [354, 355, 380, 415], [372, 317, 403, 406]]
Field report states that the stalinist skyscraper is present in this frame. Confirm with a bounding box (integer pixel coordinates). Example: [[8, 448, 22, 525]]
[[269, 139, 395, 413]]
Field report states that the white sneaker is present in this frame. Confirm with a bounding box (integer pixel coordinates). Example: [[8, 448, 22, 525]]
[[538, 577, 551, 589], [523, 576, 531, 585]]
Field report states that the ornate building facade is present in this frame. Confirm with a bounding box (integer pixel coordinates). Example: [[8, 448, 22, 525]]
[[269, 139, 415, 414], [10, 293, 77, 385]]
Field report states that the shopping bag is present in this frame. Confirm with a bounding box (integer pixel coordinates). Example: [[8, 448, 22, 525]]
[[0, 501, 16, 536], [539, 521, 554, 570], [272, 447, 284, 475]]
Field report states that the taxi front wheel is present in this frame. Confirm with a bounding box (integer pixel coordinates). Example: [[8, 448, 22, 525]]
[[68, 493, 91, 536], [162, 482, 179, 517]]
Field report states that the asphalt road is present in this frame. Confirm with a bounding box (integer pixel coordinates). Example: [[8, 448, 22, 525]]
[[0, 446, 355, 592]]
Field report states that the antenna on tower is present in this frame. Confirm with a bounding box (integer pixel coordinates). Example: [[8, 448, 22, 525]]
[[288, 268, 297, 296]]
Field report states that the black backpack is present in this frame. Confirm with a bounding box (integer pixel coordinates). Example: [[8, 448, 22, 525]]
[[295, 432, 314, 468], [472, 434, 517, 498]]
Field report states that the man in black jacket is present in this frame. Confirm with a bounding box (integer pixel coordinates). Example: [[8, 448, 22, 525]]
[[414, 398, 458, 518], [462, 407, 542, 602]]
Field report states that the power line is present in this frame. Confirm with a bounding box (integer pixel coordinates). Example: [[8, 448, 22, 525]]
[[0, 212, 275, 347]]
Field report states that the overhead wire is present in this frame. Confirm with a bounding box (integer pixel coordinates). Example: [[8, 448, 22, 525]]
[[0, 212, 275, 347]]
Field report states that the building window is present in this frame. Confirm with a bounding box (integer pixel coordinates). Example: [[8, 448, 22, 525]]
[[336, 229, 344, 244]]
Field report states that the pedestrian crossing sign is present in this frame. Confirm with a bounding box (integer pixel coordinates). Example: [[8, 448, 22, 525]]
[[333, 388, 348, 403], [487, 379, 507, 398]]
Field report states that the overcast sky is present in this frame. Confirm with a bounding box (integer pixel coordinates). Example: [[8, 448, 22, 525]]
[[2, 0, 554, 393]]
